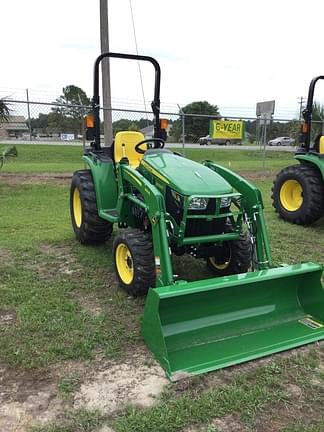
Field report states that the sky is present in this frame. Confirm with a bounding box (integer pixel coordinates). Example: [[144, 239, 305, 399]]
[[2, 0, 324, 119]]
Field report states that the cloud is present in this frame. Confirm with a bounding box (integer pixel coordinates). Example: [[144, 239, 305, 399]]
[[2, 0, 324, 118]]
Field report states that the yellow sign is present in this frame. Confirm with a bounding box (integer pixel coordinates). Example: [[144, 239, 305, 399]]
[[210, 120, 244, 139]]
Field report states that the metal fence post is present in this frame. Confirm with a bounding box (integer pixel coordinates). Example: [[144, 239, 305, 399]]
[[26, 89, 32, 141]]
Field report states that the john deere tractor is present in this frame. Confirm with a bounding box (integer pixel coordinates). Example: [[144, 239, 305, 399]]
[[70, 53, 324, 379], [272, 76, 324, 224]]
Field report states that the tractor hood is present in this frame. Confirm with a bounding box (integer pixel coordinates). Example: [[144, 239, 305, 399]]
[[141, 152, 233, 196]]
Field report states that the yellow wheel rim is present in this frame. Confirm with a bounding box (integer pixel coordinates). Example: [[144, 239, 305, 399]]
[[209, 257, 230, 270], [116, 243, 134, 284], [280, 180, 303, 211], [208, 247, 231, 270], [73, 188, 82, 228]]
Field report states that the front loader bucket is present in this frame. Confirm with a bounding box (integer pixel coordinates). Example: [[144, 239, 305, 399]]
[[142, 263, 324, 380]]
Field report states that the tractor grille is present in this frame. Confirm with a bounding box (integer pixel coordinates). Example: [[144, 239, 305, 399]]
[[184, 217, 227, 237], [166, 187, 231, 237], [186, 199, 229, 237]]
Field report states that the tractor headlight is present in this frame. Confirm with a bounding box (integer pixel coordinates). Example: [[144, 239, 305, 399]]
[[220, 197, 232, 208], [189, 197, 208, 210]]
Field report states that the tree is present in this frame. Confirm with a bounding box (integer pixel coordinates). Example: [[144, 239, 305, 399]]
[[54, 85, 90, 117], [112, 118, 154, 135], [30, 113, 49, 130], [112, 119, 138, 135], [52, 85, 91, 135], [170, 101, 220, 142], [310, 101, 324, 141], [0, 98, 11, 122]]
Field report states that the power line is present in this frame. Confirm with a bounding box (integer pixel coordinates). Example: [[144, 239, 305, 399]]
[[129, 0, 149, 125]]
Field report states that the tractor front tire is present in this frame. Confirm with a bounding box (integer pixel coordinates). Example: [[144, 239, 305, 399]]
[[272, 164, 324, 225], [70, 170, 113, 244], [206, 233, 252, 276], [113, 229, 155, 297]]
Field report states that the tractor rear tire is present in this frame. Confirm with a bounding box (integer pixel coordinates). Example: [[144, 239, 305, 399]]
[[70, 170, 113, 244], [113, 229, 155, 297], [206, 232, 252, 276], [272, 164, 324, 225]]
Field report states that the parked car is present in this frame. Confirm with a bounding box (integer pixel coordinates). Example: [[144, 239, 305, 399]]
[[199, 135, 241, 145], [268, 136, 295, 146]]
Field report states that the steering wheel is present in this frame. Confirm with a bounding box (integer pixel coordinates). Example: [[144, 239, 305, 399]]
[[134, 138, 165, 154]]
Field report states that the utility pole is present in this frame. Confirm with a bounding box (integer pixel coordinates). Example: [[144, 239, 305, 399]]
[[298, 96, 306, 120], [100, 0, 113, 146], [177, 104, 185, 156]]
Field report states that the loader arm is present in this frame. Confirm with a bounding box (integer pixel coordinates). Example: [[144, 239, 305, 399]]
[[116, 163, 174, 287], [203, 161, 273, 269]]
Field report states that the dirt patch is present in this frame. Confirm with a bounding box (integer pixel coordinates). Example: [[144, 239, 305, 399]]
[[97, 427, 114, 432], [0, 173, 71, 186], [0, 365, 64, 432], [71, 270, 117, 316], [39, 243, 76, 274], [0, 170, 275, 186], [211, 415, 249, 432], [0, 310, 17, 326], [73, 291, 105, 317], [240, 170, 275, 181], [0, 395, 63, 432], [184, 414, 249, 432], [74, 354, 169, 415], [28, 243, 80, 281], [0, 349, 167, 431], [0, 247, 14, 266]]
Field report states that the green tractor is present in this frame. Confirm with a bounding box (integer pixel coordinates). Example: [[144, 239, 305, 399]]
[[272, 76, 324, 224], [70, 53, 324, 380]]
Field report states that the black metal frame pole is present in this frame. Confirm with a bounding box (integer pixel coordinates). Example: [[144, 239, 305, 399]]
[[92, 52, 161, 150], [302, 75, 324, 151]]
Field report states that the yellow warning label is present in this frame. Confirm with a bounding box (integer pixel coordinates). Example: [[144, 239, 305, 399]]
[[299, 317, 324, 330]]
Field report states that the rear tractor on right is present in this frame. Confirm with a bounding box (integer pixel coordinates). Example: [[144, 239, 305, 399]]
[[272, 76, 324, 225]]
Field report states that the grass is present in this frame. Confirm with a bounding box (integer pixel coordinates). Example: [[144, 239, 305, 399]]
[[113, 373, 286, 431], [113, 352, 311, 432], [0, 252, 142, 368], [0, 183, 71, 247], [281, 421, 324, 432], [183, 147, 296, 172], [1, 145, 324, 431], [113, 351, 324, 432], [58, 372, 82, 401], [1, 147, 323, 367], [0, 183, 143, 368], [0, 143, 296, 173], [1, 177, 323, 368], [31, 408, 106, 432], [32, 348, 324, 432], [0, 144, 84, 173]]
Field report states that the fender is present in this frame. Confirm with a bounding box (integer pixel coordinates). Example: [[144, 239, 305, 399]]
[[295, 154, 324, 180]]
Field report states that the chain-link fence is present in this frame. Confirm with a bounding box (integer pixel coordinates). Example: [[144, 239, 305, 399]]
[[1, 99, 323, 148]]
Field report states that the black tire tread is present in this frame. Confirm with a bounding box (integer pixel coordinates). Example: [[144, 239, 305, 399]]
[[271, 164, 324, 225], [70, 170, 113, 244], [113, 229, 155, 297], [207, 233, 252, 276]]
